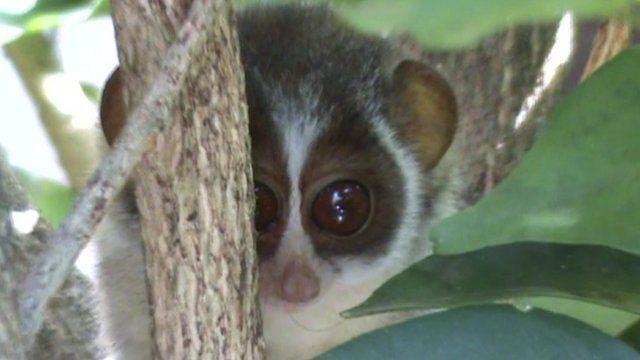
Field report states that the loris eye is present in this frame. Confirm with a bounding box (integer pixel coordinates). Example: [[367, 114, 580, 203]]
[[254, 182, 278, 232], [311, 180, 371, 237]]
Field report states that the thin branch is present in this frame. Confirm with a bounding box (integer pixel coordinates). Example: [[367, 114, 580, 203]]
[[19, 0, 222, 341]]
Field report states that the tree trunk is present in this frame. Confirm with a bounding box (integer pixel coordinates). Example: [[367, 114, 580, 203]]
[[110, 0, 263, 358]]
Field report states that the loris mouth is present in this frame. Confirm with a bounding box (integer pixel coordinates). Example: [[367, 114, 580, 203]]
[[260, 293, 349, 334], [259, 292, 321, 313]]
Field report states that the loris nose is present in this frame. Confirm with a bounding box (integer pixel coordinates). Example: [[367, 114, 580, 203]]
[[280, 258, 320, 303]]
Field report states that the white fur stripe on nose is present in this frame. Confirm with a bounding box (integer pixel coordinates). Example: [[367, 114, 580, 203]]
[[270, 82, 326, 254]]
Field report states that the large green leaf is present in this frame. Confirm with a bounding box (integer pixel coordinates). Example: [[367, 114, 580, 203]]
[[334, 0, 629, 49], [345, 243, 640, 317], [621, 320, 640, 352], [517, 297, 638, 336], [432, 46, 640, 255], [319, 305, 639, 360], [240, 0, 631, 49], [14, 168, 75, 227]]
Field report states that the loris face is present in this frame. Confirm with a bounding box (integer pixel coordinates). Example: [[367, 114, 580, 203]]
[[239, 7, 458, 314], [249, 82, 411, 308]]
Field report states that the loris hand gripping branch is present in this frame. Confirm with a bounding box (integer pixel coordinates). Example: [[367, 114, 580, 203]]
[[95, 4, 457, 359]]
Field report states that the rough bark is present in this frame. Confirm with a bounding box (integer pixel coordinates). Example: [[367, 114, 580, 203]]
[[0, 151, 102, 360], [581, 16, 631, 81], [110, 0, 262, 358], [4, 33, 99, 192]]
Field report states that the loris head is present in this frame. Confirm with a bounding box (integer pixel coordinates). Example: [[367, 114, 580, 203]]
[[100, 5, 456, 314], [238, 5, 457, 311]]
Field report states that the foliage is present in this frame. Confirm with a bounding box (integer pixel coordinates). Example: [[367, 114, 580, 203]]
[[333, 46, 640, 358], [241, 0, 634, 48], [346, 243, 640, 317], [517, 298, 637, 336], [0, 0, 107, 42], [621, 320, 640, 352], [336, 0, 631, 48], [339, 44, 640, 345], [14, 168, 76, 228], [319, 306, 639, 359], [431, 48, 640, 255], [80, 82, 101, 104], [89, 0, 110, 18]]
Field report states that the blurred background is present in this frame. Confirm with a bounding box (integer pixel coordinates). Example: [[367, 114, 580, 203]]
[[0, 0, 119, 279], [0, 0, 115, 184]]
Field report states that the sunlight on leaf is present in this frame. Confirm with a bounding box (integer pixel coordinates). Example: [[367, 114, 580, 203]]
[[516, 298, 638, 336]]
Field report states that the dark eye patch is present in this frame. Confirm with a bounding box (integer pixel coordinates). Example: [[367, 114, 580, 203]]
[[300, 106, 405, 259]]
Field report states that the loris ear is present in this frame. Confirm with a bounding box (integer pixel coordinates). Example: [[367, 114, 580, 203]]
[[391, 60, 457, 171], [100, 68, 127, 147]]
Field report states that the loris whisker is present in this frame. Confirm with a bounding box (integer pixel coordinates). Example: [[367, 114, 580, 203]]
[[288, 312, 345, 333]]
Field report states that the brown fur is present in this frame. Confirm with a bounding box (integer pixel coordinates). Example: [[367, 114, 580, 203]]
[[99, 68, 127, 146], [391, 60, 457, 172]]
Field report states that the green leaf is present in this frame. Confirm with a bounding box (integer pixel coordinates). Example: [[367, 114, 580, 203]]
[[28, 0, 93, 15], [432, 46, 640, 255], [345, 243, 640, 317], [89, 0, 110, 18], [14, 168, 75, 227], [0, 0, 108, 36], [320, 305, 639, 360], [80, 81, 101, 104], [0, 0, 90, 22], [620, 320, 640, 352], [517, 297, 638, 336], [242, 0, 631, 49]]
